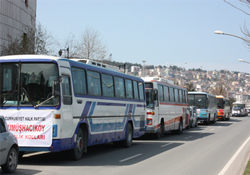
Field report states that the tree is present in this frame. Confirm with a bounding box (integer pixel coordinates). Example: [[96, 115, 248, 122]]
[[223, 0, 250, 47], [1, 22, 54, 56], [77, 27, 109, 61], [186, 83, 196, 91], [57, 33, 79, 58]]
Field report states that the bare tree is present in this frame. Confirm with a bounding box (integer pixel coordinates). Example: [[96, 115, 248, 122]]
[[56, 33, 79, 58], [77, 27, 109, 61], [1, 22, 54, 56], [223, 0, 250, 47], [186, 83, 196, 91]]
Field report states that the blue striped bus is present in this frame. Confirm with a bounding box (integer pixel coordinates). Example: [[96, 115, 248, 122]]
[[0, 55, 146, 160]]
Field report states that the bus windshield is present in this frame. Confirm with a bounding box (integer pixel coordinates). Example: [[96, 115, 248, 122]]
[[233, 104, 245, 109], [188, 94, 207, 108], [146, 89, 154, 108], [217, 98, 224, 109], [0, 63, 59, 107]]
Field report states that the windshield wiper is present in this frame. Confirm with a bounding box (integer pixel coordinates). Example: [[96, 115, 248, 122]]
[[34, 95, 55, 108], [21, 88, 36, 108]]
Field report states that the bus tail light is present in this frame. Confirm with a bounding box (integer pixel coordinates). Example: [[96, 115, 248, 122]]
[[147, 118, 153, 125], [55, 114, 61, 119], [147, 112, 155, 115]]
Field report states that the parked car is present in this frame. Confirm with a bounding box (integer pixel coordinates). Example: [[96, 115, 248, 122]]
[[189, 106, 198, 128], [0, 116, 19, 173]]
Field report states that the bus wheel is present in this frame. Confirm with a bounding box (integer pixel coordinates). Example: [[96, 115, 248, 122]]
[[195, 119, 198, 127], [227, 113, 230, 121], [70, 128, 84, 160], [122, 123, 133, 148], [176, 119, 183, 135], [155, 121, 164, 139], [206, 116, 210, 125], [212, 115, 216, 124]]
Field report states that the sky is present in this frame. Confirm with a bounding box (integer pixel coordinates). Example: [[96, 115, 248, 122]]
[[37, 0, 250, 73]]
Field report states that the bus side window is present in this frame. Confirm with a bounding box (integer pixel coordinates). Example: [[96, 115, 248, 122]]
[[114, 76, 125, 98], [72, 67, 87, 95], [158, 85, 163, 101], [87, 71, 101, 96], [138, 82, 145, 101], [133, 81, 139, 100], [102, 74, 114, 97], [125, 79, 133, 99], [62, 75, 72, 105]]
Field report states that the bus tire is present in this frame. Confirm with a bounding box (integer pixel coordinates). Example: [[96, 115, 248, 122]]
[[155, 121, 164, 139], [227, 113, 230, 121], [176, 119, 183, 135], [212, 115, 216, 124], [186, 120, 191, 129], [70, 127, 84, 161], [195, 119, 198, 127], [122, 123, 133, 148], [206, 116, 210, 125]]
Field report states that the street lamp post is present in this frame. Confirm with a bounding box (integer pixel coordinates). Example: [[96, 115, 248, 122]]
[[58, 47, 69, 58], [214, 30, 250, 43], [239, 59, 250, 64], [142, 60, 146, 77]]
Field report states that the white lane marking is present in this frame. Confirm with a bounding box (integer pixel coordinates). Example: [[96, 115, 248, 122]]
[[218, 126, 222, 128], [161, 143, 172, 147], [119, 153, 142, 163], [210, 129, 215, 131], [218, 135, 250, 175]]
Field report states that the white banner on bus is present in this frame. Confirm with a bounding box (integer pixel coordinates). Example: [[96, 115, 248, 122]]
[[1, 111, 52, 147]]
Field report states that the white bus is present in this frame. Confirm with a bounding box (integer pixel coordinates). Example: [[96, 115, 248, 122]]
[[232, 102, 248, 117], [188, 92, 217, 124], [0, 55, 146, 160], [142, 77, 189, 138], [216, 95, 231, 120]]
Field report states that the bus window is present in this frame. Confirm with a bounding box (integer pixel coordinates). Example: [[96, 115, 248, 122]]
[[133, 81, 139, 100], [62, 75, 72, 105], [158, 85, 164, 101], [174, 89, 179, 102], [87, 71, 101, 96], [114, 76, 125, 98], [72, 67, 87, 95], [179, 89, 182, 103], [169, 87, 174, 102], [102, 74, 114, 97], [164, 86, 169, 102], [138, 82, 144, 100], [125, 79, 133, 99]]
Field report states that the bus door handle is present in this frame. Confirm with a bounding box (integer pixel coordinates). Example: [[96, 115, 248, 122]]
[[77, 100, 82, 104]]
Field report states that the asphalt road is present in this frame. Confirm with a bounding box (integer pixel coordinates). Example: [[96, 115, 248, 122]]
[[3, 116, 250, 175]]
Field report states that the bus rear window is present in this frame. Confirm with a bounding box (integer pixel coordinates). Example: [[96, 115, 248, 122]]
[[145, 83, 153, 88]]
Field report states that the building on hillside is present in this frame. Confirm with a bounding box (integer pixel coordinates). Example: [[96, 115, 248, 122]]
[[0, 0, 37, 53]]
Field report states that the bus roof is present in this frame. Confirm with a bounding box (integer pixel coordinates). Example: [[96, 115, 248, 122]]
[[141, 77, 186, 90], [0, 54, 60, 61], [188, 91, 216, 97], [0, 54, 144, 82]]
